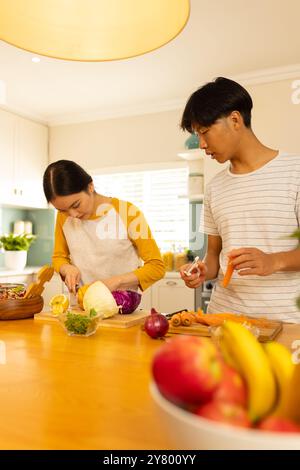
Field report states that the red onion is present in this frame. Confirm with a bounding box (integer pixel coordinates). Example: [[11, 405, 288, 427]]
[[144, 308, 169, 339]]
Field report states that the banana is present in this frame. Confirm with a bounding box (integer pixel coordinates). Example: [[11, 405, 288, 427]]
[[218, 334, 242, 374], [264, 341, 295, 416], [283, 363, 300, 424], [221, 320, 276, 422]]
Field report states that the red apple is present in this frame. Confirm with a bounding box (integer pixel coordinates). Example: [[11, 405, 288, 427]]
[[257, 415, 300, 433], [196, 400, 252, 428], [152, 336, 222, 406], [213, 362, 248, 408]]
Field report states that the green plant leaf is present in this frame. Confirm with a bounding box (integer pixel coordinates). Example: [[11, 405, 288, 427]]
[[289, 229, 300, 242], [290, 230, 300, 308], [0, 233, 37, 251]]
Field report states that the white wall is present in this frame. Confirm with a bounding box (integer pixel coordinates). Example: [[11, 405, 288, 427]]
[[49, 109, 187, 170], [249, 79, 300, 154], [49, 77, 300, 177]]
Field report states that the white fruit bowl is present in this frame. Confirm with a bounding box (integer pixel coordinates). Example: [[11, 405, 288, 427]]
[[150, 382, 300, 450]]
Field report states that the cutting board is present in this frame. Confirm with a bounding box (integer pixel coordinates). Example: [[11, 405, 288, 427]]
[[99, 310, 149, 328], [34, 308, 149, 328], [168, 318, 283, 342]]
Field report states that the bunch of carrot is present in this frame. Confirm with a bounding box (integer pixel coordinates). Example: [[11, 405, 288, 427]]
[[170, 308, 205, 327], [170, 309, 270, 329]]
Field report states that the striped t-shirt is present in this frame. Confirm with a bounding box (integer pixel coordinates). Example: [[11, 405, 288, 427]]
[[203, 152, 300, 323]]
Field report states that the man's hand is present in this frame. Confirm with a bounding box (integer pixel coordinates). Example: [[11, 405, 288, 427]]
[[180, 261, 208, 289], [228, 248, 278, 276]]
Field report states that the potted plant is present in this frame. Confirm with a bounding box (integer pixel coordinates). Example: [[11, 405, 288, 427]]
[[0, 233, 36, 270]]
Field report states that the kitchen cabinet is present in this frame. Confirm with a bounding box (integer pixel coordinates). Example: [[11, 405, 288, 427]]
[[0, 109, 15, 204], [15, 116, 48, 208], [139, 285, 152, 311], [139, 273, 195, 313], [0, 273, 34, 285], [44, 274, 195, 314], [0, 109, 48, 208], [152, 275, 195, 313]]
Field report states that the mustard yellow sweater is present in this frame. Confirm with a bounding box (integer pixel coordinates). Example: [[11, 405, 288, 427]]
[[52, 198, 165, 290]]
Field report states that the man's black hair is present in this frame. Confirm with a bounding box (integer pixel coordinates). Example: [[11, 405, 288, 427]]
[[181, 77, 253, 132]]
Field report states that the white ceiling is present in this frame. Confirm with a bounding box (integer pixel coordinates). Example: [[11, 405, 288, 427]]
[[0, 0, 300, 125]]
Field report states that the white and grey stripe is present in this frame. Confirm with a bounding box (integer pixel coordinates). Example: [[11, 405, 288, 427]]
[[202, 153, 300, 323]]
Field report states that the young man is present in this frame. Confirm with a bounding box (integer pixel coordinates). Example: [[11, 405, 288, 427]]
[[180, 77, 300, 322]]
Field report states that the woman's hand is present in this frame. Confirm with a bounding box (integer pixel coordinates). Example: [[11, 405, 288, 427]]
[[101, 272, 139, 292], [228, 248, 278, 276], [180, 261, 207, 289], [101, 276, 121, 292], [59, 264, 82, 294]]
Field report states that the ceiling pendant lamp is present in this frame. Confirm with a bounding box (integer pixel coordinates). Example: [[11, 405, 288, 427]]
[[0, 0, 190, 62]]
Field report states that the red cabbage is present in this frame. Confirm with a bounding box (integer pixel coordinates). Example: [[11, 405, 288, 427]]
[[112, 290, 142, 314]]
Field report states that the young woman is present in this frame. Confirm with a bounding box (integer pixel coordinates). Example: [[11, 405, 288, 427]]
[[43, 160, 165, 294]]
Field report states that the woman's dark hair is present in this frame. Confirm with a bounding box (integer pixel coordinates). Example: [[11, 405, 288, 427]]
[[43, 160, 93, 202], [181, 77, 253, 132]]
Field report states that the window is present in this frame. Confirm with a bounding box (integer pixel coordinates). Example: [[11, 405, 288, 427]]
[[92, 166, 189, 252]]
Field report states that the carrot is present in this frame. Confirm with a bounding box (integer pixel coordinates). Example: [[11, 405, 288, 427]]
[[195, 313, 210, 325], [186, 310, 197, 321], [198, 314, 227, 326], [170, 314, 181, 327], [180, 312, 195, 326], [212, 312, 270, 328], [197, 313, 244, 326], [200, 312, 271, 328], [222, 261, 234, 288]]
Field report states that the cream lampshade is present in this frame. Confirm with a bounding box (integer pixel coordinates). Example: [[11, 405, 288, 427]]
[[0, 0, 190, 61]]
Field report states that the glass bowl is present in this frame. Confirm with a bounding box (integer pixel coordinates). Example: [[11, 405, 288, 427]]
[[58, 309, 103, 337]]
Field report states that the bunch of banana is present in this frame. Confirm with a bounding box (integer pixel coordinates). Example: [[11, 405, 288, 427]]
[[263, 341, 295, 416], [220, 321, 276, 422]]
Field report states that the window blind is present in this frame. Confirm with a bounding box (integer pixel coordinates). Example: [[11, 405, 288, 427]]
[[92, 167, 189, 251]]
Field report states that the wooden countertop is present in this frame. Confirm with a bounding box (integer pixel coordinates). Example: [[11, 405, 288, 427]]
[[0, 318, 299, 450]]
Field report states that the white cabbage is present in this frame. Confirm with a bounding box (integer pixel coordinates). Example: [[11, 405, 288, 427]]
[[83, 281, 119, 318]]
